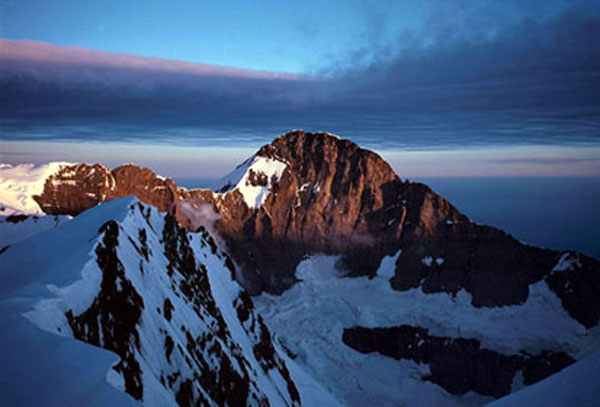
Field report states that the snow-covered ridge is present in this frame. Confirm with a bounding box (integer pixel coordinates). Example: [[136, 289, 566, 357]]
[[0, 198, 140, 407], [0, 214, 71, 247], [1, 197, 339, 406], [0, 162, 73, 215], [213, 155, 288, 208]]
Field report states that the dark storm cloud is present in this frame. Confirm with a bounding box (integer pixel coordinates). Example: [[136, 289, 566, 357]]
[[332, 3, 600, 110], [1, 2, 599, 149]]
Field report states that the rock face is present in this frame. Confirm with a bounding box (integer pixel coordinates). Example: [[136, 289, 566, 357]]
[[209, 132, 405, 294], [31, 131, 600, 328], [34, 163, 179, 216], [342, 325, 575, 398]]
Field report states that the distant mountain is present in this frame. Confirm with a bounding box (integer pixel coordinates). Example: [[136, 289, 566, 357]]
[[1, 131, 598, 406]]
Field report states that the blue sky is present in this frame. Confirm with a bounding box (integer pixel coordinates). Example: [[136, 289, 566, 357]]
[[0, 0, 441, 73], [1, 0, 599, 177], [0, 0, 574, 73]]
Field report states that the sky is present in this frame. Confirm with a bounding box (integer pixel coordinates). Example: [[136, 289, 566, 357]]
[[1, 0, 599, 177]]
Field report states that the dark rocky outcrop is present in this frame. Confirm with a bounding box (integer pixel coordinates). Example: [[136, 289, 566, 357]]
[[32, 131, 600, 328], [66, 220, 145, 400], [342, 325, 575, 398], [545, 252, 600, 329], [4, 214, 30, 223]]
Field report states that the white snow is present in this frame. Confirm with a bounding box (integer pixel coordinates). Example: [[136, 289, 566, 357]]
[[255, 254, 490, 407], [487, 352, 600, 407], [213, 155, 288, 208], [0, 214, 71, 247], [552, 252, 581, 272], [254, 253, 599, 407], [377, 250, 400, 279], [0, 198, 138, 407], [0, 162, 72, 215], [510, 370, 524, 393], [421, 256, 444, 267]]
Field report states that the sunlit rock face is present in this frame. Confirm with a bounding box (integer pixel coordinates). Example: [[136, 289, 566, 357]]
[[34, 163, 179, 215]]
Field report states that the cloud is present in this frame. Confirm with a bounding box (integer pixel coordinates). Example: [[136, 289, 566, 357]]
[[489, 156, 600, 166], [0, 39, 327, 119], [331, 4, 600, 112], [178, 201, 223, 245], [1, 2, 599, 150]]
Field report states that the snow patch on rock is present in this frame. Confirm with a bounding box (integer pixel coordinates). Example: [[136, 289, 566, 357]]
[[552, 252, 581, 273], [215, 155, 288, 208], [421, 256, 444, 267]]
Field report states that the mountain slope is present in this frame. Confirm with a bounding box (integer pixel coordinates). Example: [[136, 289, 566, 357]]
[[254, 253, 599, 406], [0, 197, 340, 406], [486, 352, 600, 407], [0, 213, 70, 248], [3, 130, 599, 405]]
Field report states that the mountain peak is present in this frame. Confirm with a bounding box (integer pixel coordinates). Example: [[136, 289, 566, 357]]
[[5, 132, 600, 327], [257, 130, 396, 181]]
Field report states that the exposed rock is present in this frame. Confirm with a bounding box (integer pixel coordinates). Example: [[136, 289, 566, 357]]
[[545, 252, 600, 328], [342, 325, 575, 398], [34, 163, 178, 216], [66, 220, 145, 400], [5, 214, 30, 223], [209, 131, 404, 294]]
